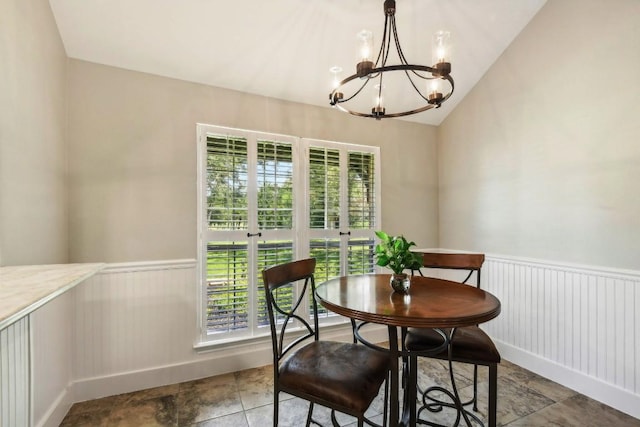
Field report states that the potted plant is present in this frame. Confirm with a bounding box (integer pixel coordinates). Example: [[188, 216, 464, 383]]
[[374, 230, 423, 293]]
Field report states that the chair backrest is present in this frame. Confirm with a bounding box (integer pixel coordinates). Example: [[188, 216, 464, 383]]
[[412, 252, 485, 288], [261, 258, 318, 366]]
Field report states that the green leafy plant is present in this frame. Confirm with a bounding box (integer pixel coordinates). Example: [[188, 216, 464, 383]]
[[374, 231, 423, 275]]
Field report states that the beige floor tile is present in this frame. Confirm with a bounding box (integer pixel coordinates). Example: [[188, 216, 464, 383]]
[[235, 365, 276, 409], [189, 411, 249, 426], [60, 359, 639, 427], [59, 408, 112, 426], [106, 395, 177, 426], [244, 397, 311, 427], [506, 394, 640, 427], [65, 393, 130, 417], [177, 373, 243, 424], [121, 384, 180, 405]]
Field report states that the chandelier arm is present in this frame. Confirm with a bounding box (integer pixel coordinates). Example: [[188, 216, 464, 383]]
[[331, 65, 448, 95], [381, 16, 393, 66], [329, 65, 454, 114], [331, 72, 373, 105], [444, 74, 455, 100], [391, 16, 409, 66], [373, 14, 391, 68], [392, 16, 431, 80], [335, 102, 437, 119], [371, 64, 435, 74], [403, 69, 431, 103], [342, 78, 371, 103]]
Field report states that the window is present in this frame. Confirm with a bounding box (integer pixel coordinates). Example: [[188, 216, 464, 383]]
[[197, 125, 380, 343]]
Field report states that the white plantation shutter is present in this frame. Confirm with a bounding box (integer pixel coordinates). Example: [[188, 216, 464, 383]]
[[347, 151, 377, 274], [198, 125, 380, 343], [205, 241, 249, 333], [308, 147, 341, 230], [256, 240, 295, 328], [348, 151, 376, 230], [348, 238, 376, 274], [304, 139, 380, 318], [206, 135, 248, 230], [257, 140, 293, 230]]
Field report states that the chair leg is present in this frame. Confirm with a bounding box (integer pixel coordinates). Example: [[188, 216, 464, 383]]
[[305, 402, 314, 427], [473, 364, 479, 411], [350, 318, 357, 343], [274, 390, 279, 427], [383, 371, 389, 427], [488, 363, 498, 427], [330, 409, 340, 427]]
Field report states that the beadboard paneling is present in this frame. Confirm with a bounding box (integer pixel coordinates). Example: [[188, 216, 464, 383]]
[[31, 292, 74, 427], [70, 259, 382, 403], [73, 260, 197, 382], [0, 316, 30, 426], [481, 255, 640, 419], [69, 256, 640, 420]]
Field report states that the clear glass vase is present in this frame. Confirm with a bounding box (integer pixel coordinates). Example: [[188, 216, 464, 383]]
[[390, 273, 410, 293]]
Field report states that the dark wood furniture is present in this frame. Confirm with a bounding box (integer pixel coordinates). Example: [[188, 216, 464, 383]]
[[409, 251, 500, 427], [315, 274, 501, 427], [262, 259, 389, 427]]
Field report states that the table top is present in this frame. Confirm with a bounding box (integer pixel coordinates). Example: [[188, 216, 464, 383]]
[[0, 263, 105, 330], [315, 274, 501, 328]]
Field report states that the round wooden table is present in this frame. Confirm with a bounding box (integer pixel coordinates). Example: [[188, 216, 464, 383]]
[[315, 274, 501, 427]]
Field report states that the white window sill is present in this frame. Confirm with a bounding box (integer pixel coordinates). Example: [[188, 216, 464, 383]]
[[193, 319, 356, 353]]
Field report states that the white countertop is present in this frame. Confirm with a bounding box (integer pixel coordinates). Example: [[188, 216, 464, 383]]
[[0, 263, 105, 330]]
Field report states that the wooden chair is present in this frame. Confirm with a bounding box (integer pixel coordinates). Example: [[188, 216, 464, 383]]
[[407, 252, 500, 427], [262, 258, 389, 427]]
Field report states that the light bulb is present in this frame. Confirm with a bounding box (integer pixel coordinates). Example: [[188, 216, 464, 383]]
[[356, 30, 374, 77], [372, 84, 385, 116], [357, 30, 374, 62], [428, 79, 443, 104], [432, 30, 451, 64], [329, 66, 344, 104], [330, 66, 343, 90], [432, 30, 452, 76]]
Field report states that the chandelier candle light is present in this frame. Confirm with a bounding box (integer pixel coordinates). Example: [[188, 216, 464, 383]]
[[329, 0, 454, 119]]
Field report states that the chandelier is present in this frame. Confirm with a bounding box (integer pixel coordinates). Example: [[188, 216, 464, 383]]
[[329, 0, 454, 120]]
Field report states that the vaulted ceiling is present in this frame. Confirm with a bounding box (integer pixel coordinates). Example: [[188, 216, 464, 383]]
[[49, 0, 546, 126]]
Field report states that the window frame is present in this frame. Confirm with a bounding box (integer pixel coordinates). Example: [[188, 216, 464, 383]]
[[196, 124, 381, 346]]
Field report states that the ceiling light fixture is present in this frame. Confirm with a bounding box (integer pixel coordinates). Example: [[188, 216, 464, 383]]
[[329, 0, 454, 120]]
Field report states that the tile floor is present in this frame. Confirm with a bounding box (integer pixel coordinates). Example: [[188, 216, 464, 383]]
[[60, 358, 640, 426]]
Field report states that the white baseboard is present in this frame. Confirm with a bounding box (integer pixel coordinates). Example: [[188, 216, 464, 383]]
[[35, 387, 72, 427], [496, 339, 640, 420]]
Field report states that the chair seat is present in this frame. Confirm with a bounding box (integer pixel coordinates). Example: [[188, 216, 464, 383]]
[[280, 341, 389, 413], [405, 326, 501, 365]]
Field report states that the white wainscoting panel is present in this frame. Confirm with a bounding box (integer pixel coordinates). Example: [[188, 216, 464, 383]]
[[70, 259, 383, 404], [73, 260, 198, 387], [0, 316, 30, 426], [68, 256, 640, 421], [481, 255, 640, 419], [31, 291, 74, 427]]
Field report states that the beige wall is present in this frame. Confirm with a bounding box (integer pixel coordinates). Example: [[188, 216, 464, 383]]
[[0, 2, 73, 425], [437, 0, 640, 270], [67, 60, 438, 263], [0, 0, 68, 266]]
